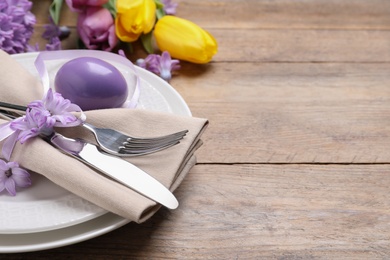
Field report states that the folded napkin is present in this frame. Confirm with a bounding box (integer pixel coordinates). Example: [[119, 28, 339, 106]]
[[0, 50, 208, 223]]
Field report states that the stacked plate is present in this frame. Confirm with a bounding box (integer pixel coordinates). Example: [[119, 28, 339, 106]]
[[0, 53, 191, 253]]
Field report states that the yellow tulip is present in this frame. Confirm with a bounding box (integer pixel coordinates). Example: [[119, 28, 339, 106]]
[[154, 16, 218, 64], [115, 0, 156, 42]]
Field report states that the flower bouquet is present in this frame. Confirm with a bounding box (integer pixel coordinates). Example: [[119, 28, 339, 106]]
[[0, 0, 218, 81]]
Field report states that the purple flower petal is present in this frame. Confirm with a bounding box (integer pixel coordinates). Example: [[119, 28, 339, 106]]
[[5, 178, 16, 196], [11, 167, 31, 188], [161, 0, 178, 15], [42, 17, 61, 40], [0, 160, 8, 171], [0, 180, 5, 193]]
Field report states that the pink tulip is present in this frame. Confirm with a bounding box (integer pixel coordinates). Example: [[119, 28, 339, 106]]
[[77, 6, 118, 51], [66, 0, 109, 12]]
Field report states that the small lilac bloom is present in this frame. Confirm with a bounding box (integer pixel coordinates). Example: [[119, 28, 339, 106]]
[[0, 0, 36, 54], [42, 17, 61, 41], [45, 37, 62, 51], [136, 51, 180, 81], [161, 0, 178, 15], [136, 54, 160, 74], [29, 89, 83, 127], [43, 16, 70, 41], [66, 0, 109, 12], [0, 160, 31, 196], [10, 89, 83, 144], [10, 108, 53, 143], [77, 6, 118, 51]]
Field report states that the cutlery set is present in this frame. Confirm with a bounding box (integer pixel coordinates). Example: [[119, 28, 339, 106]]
[[0, 101, 188, 210]]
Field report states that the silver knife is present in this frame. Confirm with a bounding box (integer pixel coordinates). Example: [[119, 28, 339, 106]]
[[44, 132, 179, 210], [43, 132, 179, 210]]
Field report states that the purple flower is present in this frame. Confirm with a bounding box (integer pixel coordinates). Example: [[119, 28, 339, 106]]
[[77, 6, 118, 51], [137, 54, 160, 74], [0, 0, 36, 54], [42, 17, 61, 41], [45, 37, 62, 51], [137, 51, 180, 81], [66, 0, 109, 12], [10, 108, 53, 143], [9, 89, 83, 144], [161, 0, 178, 15], [0, 160, 31, 196], [29, 89, 83, 127], [42, 16, 70, 41]]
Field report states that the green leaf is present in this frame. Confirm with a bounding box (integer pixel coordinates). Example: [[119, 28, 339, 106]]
[[127, 43, 134, 54], [156, 8, 165, 20], [140, 32, 154, 54], [49, 0, 64, 25], [77, 37, 86, 49], [154, 0, 164, 9], [103, 0, 117, 18], [120, 42, 133, 54]]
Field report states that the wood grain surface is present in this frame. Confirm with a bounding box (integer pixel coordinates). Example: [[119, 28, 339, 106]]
[[3, 0, 390, 258]]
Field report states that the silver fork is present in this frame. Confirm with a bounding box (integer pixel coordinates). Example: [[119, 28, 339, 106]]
[[0, 102, 188, 157], [82, 123, 188, 156]]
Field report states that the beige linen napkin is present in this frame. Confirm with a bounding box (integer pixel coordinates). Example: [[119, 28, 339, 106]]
[[0, 50, 208, 223]]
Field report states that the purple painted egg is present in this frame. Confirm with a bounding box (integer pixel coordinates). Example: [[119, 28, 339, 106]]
[[54, 57, 128, 110]]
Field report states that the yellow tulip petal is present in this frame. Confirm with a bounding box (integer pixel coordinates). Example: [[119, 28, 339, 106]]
[[116, 0, 142, 13], [142, 0, 156, 33], [115, 0, 156, 42], [154, 16, 218, 63], [115, 15, 140, 42]]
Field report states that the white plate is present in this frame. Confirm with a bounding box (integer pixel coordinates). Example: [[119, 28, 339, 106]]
[[0, 212, 129, 253], [0, 52, 190, 251]]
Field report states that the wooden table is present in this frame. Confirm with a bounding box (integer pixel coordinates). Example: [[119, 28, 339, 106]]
[[4, 0, 390, 258]]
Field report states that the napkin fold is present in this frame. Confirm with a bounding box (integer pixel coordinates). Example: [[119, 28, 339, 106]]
[[0, 50, 208, 223]]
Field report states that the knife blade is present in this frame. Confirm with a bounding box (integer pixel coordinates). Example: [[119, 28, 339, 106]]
[[44, 132, 179, 210]]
